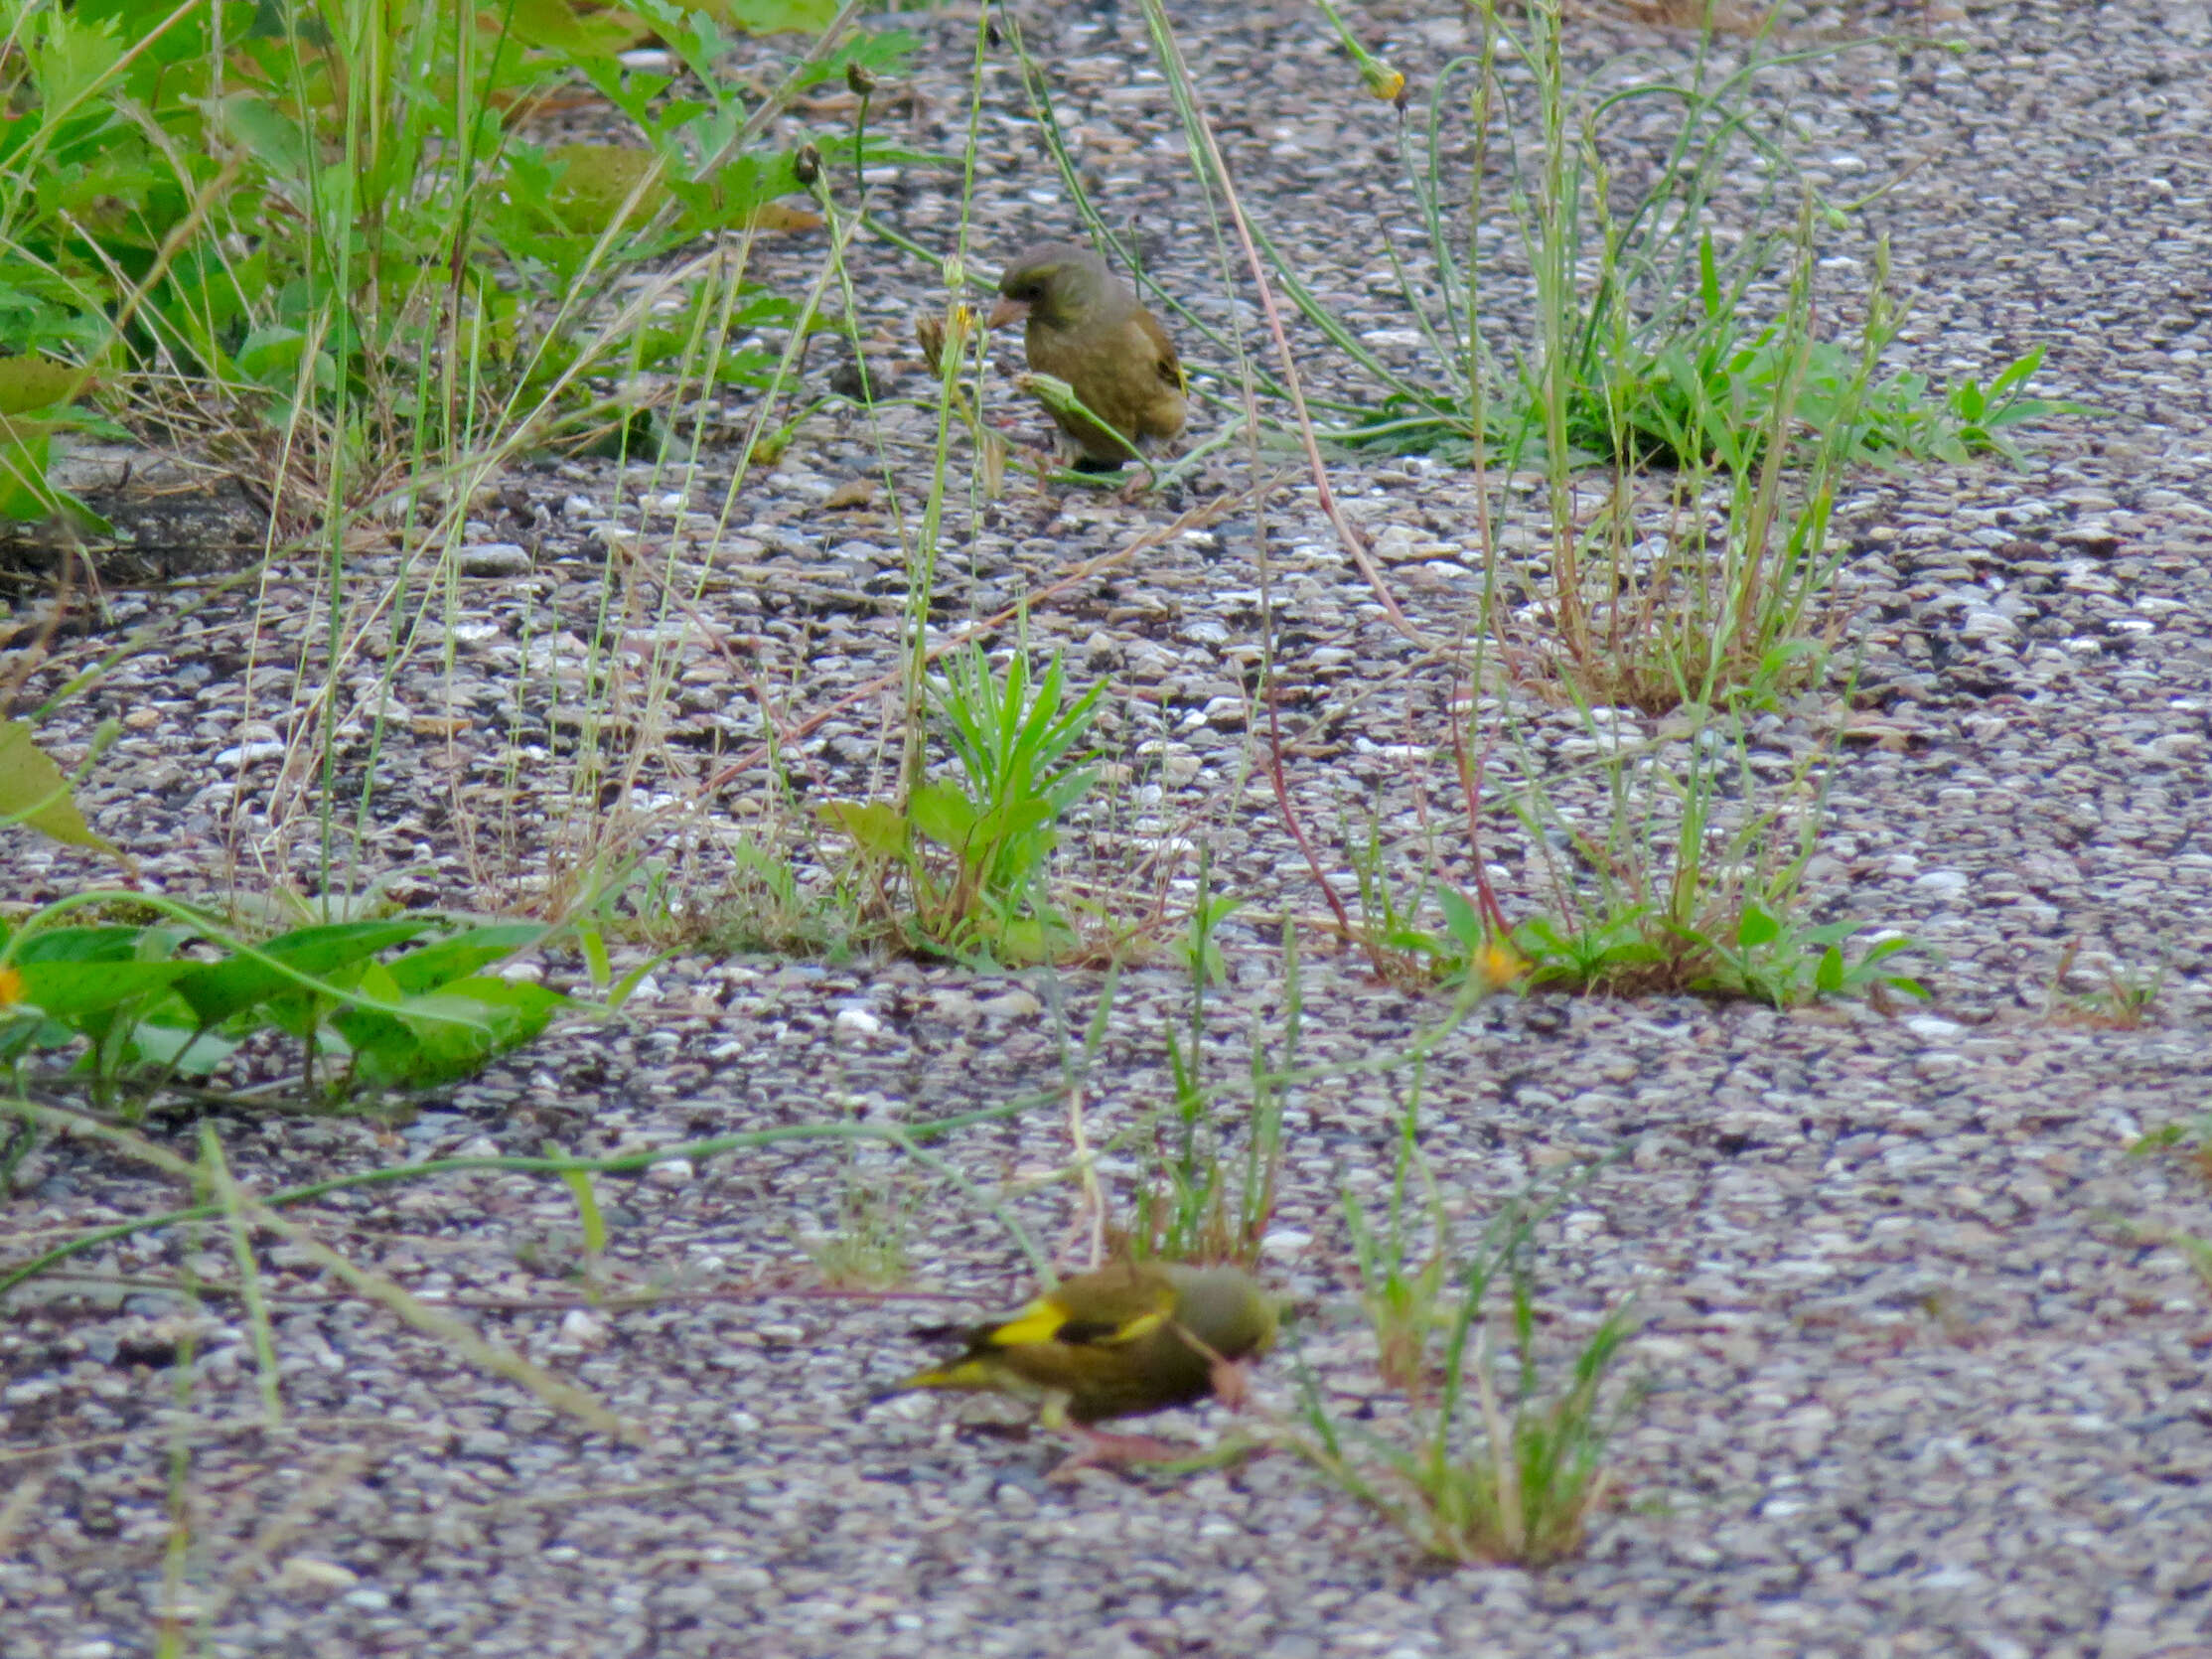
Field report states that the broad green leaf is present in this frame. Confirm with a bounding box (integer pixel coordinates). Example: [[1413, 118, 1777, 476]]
[[0, 433, 53, 523], [0, 432, 105, 531], [125, 1019, 238, 1076], [0, 353, 89, 414], [259, 951, 378, 1040], [220, 91, 314, 177], [0, 721, 122, 857], [987, 914, 1074, 966], [337, 977, 567, 1091], [702, 0, 841, 35], [27, 8, 128, 112], [13, 960, 193, 1019], [1815, 945, 1844, 996], [7, 925, 150, 964], [819, 799, 910, 861], [1435, 887, 1481, 956], [1988, 346, 2042, 397], [543, 142, 669, 234], [1733, 903, 1780, 950], [173, 919, 435, 1026], [504, 0, 648, 57], [907, 782, 977, 849], [385, 924, 548, 994]]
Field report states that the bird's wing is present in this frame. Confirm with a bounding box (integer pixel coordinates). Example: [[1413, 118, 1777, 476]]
[[979, 1282, 1173, 1351]]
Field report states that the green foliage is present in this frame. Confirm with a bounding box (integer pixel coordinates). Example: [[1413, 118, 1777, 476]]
[[1342, 1093, 1452, 1394], [821, 644, 1102, 962], [2129, 1116, 2212, 1180], [612, 840, 865, 961], [1350, 710, 1929, 1008], [1671, 903, 1926, 1006], [0, 717, 125, 861], [1178, 850, 1244, 989], [1130, 922, 1295, 1267], [1388, 870, 1929, 1008], [2043, 940, 2165, 1029], [804, 1163, 917, 1290], [1294, 1180, 1640, 1567], [0, 0, 920, 494], [0, 908, 567, 1114], [1321, 13, 2087, 474], [1581, 254, 2090, 473], [0, 328, 114, 527], [1853, 344, 2090, 467]]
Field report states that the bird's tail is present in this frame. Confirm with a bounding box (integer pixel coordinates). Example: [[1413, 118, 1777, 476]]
[[875, 1358, 998, 1401]]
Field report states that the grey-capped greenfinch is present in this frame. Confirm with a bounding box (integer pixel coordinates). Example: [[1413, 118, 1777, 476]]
[[988, 242, 1188, 472], [885, 1261, 1274, 1462]]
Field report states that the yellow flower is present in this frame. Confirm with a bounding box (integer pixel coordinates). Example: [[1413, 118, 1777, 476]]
[[916, 304, 978, 376], [1476, 942, 1527, 990], [1363, 62, 1406, 104], [0, 966, 22, 1007]]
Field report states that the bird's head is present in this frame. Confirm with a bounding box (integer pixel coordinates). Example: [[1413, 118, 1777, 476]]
[[1161, 1264, 1279, 1359], [988, 243, 1114, 334]]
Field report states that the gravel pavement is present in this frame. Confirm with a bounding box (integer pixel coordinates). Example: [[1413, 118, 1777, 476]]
[[5, 0, 2212, 1654]]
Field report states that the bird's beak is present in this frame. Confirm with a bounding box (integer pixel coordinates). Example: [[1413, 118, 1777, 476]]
[[986, 295, 1028, 331]]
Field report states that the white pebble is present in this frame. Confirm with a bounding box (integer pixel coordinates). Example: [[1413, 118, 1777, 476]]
[[560, 1308, 609, 1346], [276, 1557, 361, 1593]]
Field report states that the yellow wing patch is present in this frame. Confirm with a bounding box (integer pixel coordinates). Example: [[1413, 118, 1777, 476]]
[[983, 1296, 1168, 1350], [984, 1296, 1075, 1348], [1093, 1309, 1166, 1346], [900, 1358, 996, 1392]]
